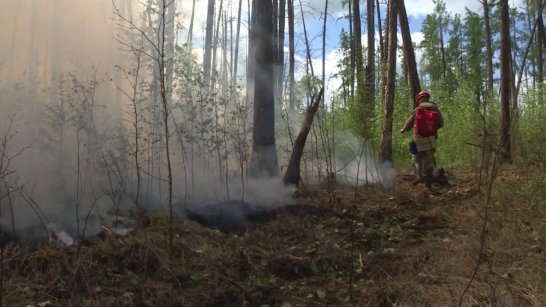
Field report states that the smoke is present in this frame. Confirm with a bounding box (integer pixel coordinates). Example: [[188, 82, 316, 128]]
[[0, 1, 138, 243], [333, 132, 397, 188], [305, 141, 397, 189], [277, 112, 397, 189], [0, 1, 397, 242]]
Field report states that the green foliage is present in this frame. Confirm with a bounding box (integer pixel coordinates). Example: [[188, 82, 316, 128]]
[[514, 87, 546, 163], [419, 0, 450, 83], [293, 75, 322, 110], [463, 9, 484, 101], [324, 0, 545, 169]]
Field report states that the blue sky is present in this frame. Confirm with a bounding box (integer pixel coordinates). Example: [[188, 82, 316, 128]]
[[178, 0, 526, 98]]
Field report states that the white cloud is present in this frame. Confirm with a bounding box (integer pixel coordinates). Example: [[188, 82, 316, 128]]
[[178, 0, 250, 50], [411, 31, 425, 46], [404, 0, 526, 18]]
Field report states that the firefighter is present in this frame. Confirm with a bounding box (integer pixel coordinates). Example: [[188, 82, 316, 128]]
[[400, 90, 444, 188]]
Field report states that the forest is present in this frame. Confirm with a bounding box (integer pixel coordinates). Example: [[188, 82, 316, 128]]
[[0, 0, 544, 305]]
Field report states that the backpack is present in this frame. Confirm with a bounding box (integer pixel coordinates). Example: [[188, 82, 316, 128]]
[[414, 106, 439, 137]]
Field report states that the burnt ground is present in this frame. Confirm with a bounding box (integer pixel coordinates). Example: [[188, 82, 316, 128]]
[[0, 165, 544, 306]]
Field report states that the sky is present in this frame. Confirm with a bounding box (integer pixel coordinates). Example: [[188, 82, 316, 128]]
[[178, 0, 526, 101]]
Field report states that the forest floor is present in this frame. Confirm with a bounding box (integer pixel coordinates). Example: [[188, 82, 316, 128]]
[[0, 164, 544, 306]]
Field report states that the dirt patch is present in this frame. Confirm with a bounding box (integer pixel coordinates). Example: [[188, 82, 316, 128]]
[[266, 257, 313, 280]]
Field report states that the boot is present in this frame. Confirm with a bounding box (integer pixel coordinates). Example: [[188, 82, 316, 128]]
[[412, 162, 423, 185], [424, 168, 433, 189], [437, 168, 449, 186]]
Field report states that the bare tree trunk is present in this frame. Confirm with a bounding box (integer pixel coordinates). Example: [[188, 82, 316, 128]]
[[165, 0, 176, 103], [438, 9, 447, 79], [249, 0, 278, 177], [322, 0, 329, 85], [537, 0, 544, 102], [149, 1, 163, 200], [380, 0, 397, 162], [247, 0, 255, 108], [211, 0, 224, 90], [233, 0, 243, 88], [277, 0, 286, 109], [273, 0, 279, 101], [398, 0, 421, 107], [483, 0, 495, 104], [288, 0, 295, 110], [352, 0, 369, 136], [133, 57, 143, 209], [186, 0, 197, 50], [348, 0, 355, 100], [234, 1, 244, 80], [203, 0, 215, 86], [366, 0, 376, 112], [352, 0, 364, 88], [499, 0, 512, 161], [299, 0, 315, 78], [284, 88, 324, 185], [376, 0, 385, 69]]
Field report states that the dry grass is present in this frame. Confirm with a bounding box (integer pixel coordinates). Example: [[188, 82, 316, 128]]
[[0, 164, 544, 306]]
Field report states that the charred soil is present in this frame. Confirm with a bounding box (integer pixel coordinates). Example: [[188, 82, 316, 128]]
[[1, 165, 544, 306]]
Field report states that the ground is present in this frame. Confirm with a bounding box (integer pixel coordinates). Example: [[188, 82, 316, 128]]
[[0, 165, 544, 306]]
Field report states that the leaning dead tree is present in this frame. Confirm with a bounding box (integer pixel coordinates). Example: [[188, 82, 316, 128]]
[[283, 88, 324, 185]]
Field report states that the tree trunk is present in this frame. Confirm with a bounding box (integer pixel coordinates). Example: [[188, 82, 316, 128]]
[[203, 0, 215, 86], [247, 0, 255, 107], [233, 0, 243, 88], [499, 0, 512, 161], [438, 9, 447, 79], [157, 0, 175, 256], [376, 0, 385, 69], [288, 0, 295, 110], [352, 0, 364, 87], [273, 0, 279, 105], [165, 0, 176, 103], [249, 0, 279, 177], [398, 0, 421, 107], [299, 0, 315, 79], [348, 0, 355, 100], [379, 0, 397, 162], [537, 0, 544, 102], [277, 0, 286, 110], [186, 0, 197, 50], [352, 0, 369, 136], [210, 0, 223, 90], [366, 0, 376, 111], [322, 0, 329, 85], [483, 0, 494, 104], [284, 88, 324, 185]]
